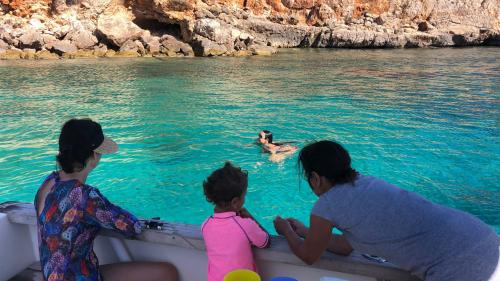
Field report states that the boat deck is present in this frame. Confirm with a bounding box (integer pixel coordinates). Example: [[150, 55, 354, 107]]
[[8, 264, 42, 281]]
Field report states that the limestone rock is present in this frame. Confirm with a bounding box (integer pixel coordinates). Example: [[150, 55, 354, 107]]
[[450, 34, 481, 46], [374, 14, 387, 25], [97, 15, 145, 48], [114, 50, 141, 57], [194, 19, 231, 44], [447, 25, 477, 36], [288, 16, 299, 25], [405, 32, 436, 47], [73, 50, 96, 58], [312, 30, 332, 47], [35, 50, 60, 60], [65, 29, 98, 49], [191, 35, 227, 56], [430, 33, 454, 47], [0, 48, 24, 60], [233, 38, 247, 50], [180, 44, 194, 56], [18, 31, 44, 50], [268, 15, 286, 24], [0, 31, 17, 46], [208, 5, 222, 16], [51, 40, 77, 56], [42, 34, 58, 47], [230, 50, 252, 56], [160, 34, 193, 56], [82, 0, 112, 14], [104, 50, 116, 57], [484, 30, 500, 46], [241, 20, 312, 48], [0, 40, 8, 50], [195, 8, 215, 19], [1, 0, 499, 55], [250, 45, 277, 56], [29, 19, 46, 30], [418, 21, 435, 32], [282, 0, 315, 10], [329, 29, 380, 48], [22, 48, 36, 59], [52, 0, 69, 14], [53, 25, 71, 40], [307, 4, 334, 26], [145, 37, 161, 55], [120, 40, 146, 56], [218, 13, 236, 25], [92, 44, 108, 57], [157, 0, 194, 12]]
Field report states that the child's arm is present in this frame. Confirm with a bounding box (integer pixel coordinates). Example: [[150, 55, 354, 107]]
[[238, 208, 269, 233], [237, 208, 271, 248]]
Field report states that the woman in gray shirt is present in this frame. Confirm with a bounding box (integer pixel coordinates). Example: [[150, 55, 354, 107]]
[[273, 140, 499, 281]]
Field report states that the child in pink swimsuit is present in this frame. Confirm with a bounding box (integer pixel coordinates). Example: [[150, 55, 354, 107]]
[[201, 162, 270, 281]]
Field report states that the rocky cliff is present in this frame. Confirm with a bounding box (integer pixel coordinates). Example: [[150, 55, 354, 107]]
[[0, 0, 499, 58]]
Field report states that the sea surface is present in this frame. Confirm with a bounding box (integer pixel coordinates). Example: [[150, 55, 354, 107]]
[[0, 48, 498, 233]]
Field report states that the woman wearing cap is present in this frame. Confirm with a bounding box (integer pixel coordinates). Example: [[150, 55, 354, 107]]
[[274, 140, 499, 281], [35, 119, 178, 281]]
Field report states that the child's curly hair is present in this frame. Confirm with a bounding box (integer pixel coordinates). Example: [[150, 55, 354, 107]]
[[203, 162, 248, 208]]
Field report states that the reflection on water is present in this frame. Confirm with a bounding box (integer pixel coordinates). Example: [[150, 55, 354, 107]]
[[0, 48, 498, 233]]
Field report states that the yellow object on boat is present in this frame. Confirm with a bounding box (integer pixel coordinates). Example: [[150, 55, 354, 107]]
[[224, 269, 261, 281]]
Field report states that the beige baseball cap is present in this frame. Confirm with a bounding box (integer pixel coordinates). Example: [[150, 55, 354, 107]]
[[94, 136, 118, 154]]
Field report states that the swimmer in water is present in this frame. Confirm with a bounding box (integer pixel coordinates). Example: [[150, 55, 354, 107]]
[[258, 130, 297, 162]]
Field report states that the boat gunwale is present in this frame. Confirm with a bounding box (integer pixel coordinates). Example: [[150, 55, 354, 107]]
[[0, 202, 422, 281]]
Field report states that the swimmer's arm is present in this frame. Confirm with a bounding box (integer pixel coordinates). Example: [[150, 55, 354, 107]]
[[263, 144, 278, 154]]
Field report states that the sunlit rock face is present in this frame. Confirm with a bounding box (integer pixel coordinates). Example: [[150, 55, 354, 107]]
[[0, 0, 498, 58]]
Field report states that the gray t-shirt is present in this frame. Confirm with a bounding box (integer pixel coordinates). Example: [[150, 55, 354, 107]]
[[312, 174, 499, 281]]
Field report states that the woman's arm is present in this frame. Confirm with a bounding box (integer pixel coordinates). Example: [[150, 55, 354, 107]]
[[287, 218, 353, 256], [329, 234, 353, 255], [85, 186, 142, 237], [274, 215, 333, 265]]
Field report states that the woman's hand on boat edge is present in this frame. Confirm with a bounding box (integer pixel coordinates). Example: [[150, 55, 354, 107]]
[[286, 217, 308, 238], [273, 216, 294, 236], [273, 216, 309, 238]]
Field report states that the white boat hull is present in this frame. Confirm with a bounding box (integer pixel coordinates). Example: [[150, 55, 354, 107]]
[[0, 203, 421, 281]]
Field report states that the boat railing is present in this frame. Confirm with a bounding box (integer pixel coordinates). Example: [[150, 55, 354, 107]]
[[0, 202, 422, 281]]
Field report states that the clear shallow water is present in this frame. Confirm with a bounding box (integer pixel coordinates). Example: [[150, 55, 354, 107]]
[[0, 48, 498, 234]]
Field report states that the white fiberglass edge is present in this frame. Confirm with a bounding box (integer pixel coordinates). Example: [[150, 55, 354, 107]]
[[0, 213, 37, 281]]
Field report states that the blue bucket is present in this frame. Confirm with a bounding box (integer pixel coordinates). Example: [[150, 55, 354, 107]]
[[269, 277, 298, 281]]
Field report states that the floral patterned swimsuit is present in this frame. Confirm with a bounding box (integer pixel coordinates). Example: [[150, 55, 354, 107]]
[[35, 172, 142, 281]]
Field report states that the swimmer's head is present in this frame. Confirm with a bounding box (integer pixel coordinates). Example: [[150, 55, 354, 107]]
[[259, 130, 273, 144]]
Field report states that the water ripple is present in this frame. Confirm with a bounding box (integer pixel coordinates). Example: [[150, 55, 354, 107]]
[[0, 48, 498, 233]]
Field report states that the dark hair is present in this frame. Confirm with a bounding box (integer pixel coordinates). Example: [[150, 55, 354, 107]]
[[260, 130, 273, 143], [203, 162, 248, 208], [298, 140, 358, 186], [56, 118, 103, 173]]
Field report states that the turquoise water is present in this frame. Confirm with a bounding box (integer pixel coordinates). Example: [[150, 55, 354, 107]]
[[0, 48, 498, 234]]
